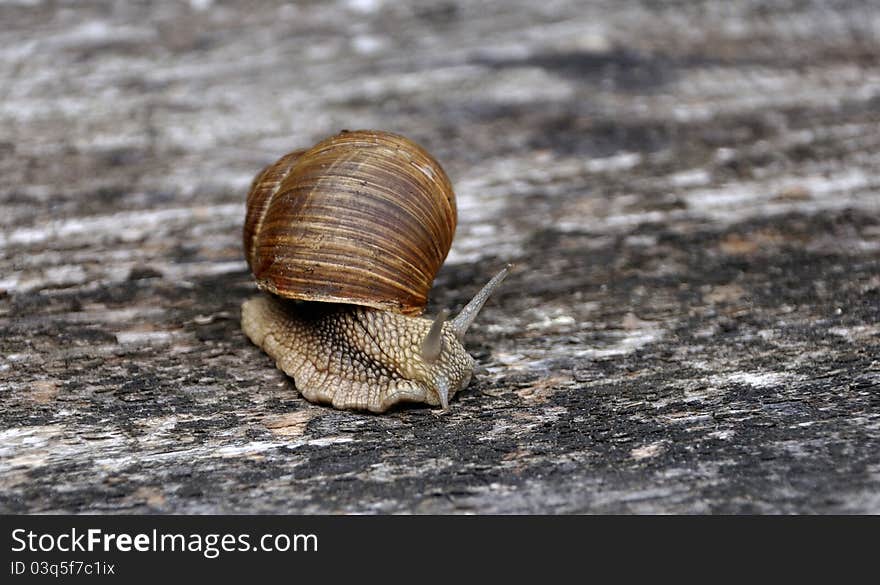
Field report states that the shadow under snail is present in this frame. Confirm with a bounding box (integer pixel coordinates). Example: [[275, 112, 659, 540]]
[[241, 129, 509, 413]]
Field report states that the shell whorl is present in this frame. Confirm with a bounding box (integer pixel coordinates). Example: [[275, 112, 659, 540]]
[[243, 130, 457, 316]]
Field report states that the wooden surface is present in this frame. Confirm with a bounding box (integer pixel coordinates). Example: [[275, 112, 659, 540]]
[[2, 0, 879, 514]]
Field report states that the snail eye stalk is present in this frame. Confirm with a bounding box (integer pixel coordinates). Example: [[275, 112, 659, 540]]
[[451, 264, 512, 340], [420, 309, 449, 364]]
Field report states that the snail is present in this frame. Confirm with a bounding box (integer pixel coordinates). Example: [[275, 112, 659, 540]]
[[240, 129, 509, 413]]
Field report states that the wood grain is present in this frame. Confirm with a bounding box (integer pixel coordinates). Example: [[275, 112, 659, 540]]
[[1, 0, 879, 513]]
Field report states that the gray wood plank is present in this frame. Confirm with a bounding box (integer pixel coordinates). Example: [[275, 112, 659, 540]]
[[1, 0, 879, 513]]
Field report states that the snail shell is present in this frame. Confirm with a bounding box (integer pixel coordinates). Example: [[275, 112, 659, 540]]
[[243, 129, 457, 316]]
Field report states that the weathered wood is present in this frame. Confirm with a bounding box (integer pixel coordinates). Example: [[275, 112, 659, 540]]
[[1, 0, 879, 513]]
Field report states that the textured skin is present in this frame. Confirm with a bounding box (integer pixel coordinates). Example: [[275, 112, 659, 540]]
[[241, 295, 474, 413]]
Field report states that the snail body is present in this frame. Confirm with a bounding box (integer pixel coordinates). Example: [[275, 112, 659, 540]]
[[241, 130, 508, 413]]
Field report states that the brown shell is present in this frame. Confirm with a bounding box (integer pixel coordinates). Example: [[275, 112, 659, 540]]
[[243, 130, 457, 316]]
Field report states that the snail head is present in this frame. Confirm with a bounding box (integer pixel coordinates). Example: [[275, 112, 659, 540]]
[[414, 264, 512, 409]]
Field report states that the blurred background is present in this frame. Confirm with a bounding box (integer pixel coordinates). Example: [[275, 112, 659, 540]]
[[3, 0, 878, 279], [2, 1, 879, 513]]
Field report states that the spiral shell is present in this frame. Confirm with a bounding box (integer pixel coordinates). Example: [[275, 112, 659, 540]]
[[243, 130, 457, 316]]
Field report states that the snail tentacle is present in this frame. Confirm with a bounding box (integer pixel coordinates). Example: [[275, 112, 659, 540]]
[[451, 264, 512, 340], [420, 308, 448, 364]]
